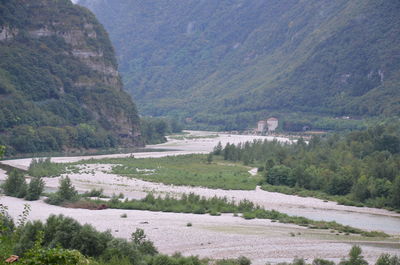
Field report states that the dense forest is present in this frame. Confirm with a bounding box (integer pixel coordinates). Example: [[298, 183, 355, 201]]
[[0, 0, 143, 156], [216, 123, 400, 210], [79, 0, 400, 130]]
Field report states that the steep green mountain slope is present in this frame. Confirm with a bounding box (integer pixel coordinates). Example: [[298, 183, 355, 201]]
[[78, 0, 400, 129], [0, 0, 142, 155]]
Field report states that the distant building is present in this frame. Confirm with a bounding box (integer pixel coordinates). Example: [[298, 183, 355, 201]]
[[257, 120, 267, 133], [267, 117, 278, 132], [256, 117, 279, 134]]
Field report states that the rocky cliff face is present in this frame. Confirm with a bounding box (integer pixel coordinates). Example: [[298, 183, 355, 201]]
[[0, 0, 142, 154]]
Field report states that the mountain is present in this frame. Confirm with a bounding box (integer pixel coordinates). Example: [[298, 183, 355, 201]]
[[0, 0, 142, 155], [78, 0, 400, 130]]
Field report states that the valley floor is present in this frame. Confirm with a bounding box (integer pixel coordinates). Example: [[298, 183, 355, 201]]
[[1, 131, 399, 264]]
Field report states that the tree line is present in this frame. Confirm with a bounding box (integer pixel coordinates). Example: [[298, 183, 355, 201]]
[[216, 124, 400, 210]]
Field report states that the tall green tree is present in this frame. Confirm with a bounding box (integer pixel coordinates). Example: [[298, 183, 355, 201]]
[[0, 145, 5, 158], [2, 169, 27, 198], [339, 246, 368, 265], [25, 177, 45, 201], [390, 176, 400, 208]]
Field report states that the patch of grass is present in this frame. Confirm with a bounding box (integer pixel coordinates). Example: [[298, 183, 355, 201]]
[[83, 154, 260, 190]]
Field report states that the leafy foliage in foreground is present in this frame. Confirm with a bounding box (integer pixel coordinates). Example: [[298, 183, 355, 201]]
[[219, 124, 400, 210], [0, 209, 249, 265]]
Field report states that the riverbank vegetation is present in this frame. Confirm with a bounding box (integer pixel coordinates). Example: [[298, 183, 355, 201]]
[[81, 154, 260, 190], [73, 192, 386, 238], [1, 170, 44, 201], [28, 158, 68, 178], [217, 124, 400, 211]]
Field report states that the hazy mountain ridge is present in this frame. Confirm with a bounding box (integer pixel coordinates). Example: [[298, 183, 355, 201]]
[[0, 0, 142, 155], [78, 0, 400, 129]]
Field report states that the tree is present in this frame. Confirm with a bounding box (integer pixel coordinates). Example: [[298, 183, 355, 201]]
[[131, 228, 157, 255], [213, 141, 223, 155], [0, 145, 5, 158], [57, 176, 78, 202], [46, 176, 78, 205], [266, 165, 293, 186], [2, 169, 27, 198], [351, 175, 369, 202], [390, 176, 400, 208], [25, 177, 45, 201], [207, 153, 213, 164], [339, 246, 368, 265]]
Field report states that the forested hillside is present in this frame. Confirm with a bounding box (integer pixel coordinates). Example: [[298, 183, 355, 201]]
[[79, 0, 400, 130], [0, 0, 142, 155]]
